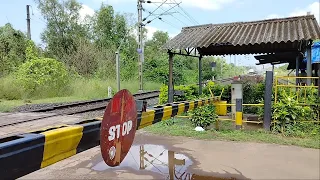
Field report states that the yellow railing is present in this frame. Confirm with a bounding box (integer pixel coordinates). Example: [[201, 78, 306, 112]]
[[274, 76, 319, 121], [274, 76, 319, 103]]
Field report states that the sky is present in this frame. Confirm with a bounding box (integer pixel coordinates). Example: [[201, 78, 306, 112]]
[[0, 0, 319, 68]]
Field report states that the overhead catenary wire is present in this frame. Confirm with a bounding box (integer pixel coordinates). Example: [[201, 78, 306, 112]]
[[159, 18, 181, 30], [170, 0, 199, 25], [30, 17, 47, 26], [149, 0, 197, 27], [142, 7, 182, 29], [154, 4, 189, 27], [143, 2, 181, 25], [143, 0, 168, 21]]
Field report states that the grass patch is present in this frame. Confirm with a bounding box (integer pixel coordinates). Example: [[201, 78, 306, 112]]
[[0, 76, 161, 112], [145, 118, 320, 149]]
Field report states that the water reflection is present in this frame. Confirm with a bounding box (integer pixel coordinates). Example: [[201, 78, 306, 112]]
[[92, 144, 248, 180]]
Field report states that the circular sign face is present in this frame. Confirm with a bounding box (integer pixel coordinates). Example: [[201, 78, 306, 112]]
[[100, 89, 137, 167]]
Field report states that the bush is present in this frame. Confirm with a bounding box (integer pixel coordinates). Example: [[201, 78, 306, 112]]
[[270, 90, 318, 136], [243, 82, 265, 114], [0, 75, 23, 100], [25, 40, 39, 61], [188, 104, 218, 129], [159, 84, 198, 104], [15, 58, 70, 97]]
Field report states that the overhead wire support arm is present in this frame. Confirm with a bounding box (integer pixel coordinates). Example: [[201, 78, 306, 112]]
[[143, 8, 178, 17], [141, 0, 178, 4], [142, 0, 168, 21], [143, 2, 181, 26], [153, 4, 189, 26]]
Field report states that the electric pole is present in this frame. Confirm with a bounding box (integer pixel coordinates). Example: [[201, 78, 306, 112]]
[[137, 0, 144, 92], [136, 0, 181, 92], [26, 5, 31, 40]]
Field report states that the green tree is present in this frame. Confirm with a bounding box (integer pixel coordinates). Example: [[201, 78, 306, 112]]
[[36, 0, 89, 60], [145, 30, 169, 51], [93, 4, 115, 49], [144, 30, 186, 84], [25, 40, 39, 61], [0, 23, 28, 76], [92, 4, 127, 49]]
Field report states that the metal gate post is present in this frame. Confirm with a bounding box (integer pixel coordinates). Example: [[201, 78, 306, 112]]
[[198, 56, 203, 95], [168, 52, 174, 103], [263, 71, 273, 131], [235, 99, 243, 130]]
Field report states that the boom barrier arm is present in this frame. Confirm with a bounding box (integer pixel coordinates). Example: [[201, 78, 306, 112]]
[[0, 95, 216, 179]]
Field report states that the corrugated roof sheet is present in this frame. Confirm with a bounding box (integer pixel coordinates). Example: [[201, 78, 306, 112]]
[[164, 15, 320, 55]]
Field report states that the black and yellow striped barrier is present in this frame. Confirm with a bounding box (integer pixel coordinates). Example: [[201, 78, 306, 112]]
[[0, 97, 215, 179]]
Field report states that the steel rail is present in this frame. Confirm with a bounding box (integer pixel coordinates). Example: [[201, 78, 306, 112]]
[[0, 91, 159, 128]]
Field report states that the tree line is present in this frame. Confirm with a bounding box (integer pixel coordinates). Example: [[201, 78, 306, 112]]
[[0, 0, 247, 86]]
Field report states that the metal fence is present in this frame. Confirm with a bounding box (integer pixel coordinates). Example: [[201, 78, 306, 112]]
[[274, 76, 320, 122]]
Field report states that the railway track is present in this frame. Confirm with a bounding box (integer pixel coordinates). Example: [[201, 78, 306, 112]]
[[0, 91, 159, 128]]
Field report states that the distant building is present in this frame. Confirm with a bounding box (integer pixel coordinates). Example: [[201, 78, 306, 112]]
[[248, 69, 257, 75]]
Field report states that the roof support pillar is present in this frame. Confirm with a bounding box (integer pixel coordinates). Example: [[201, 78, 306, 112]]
[[198, 55, 203, 95], [168, 52, 174, 103], [306, 44, 312, 85], [317, 63, 320, 96], [296, 55, 300, 85], [263, 71, 273, 131]]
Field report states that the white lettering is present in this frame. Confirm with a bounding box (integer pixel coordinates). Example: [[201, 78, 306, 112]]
[[127, 120, 132, 135], [122, 122, 127, 136], [108, 120, 134, 141], [115, 124, 121, 139], [108, 126, 115, 141]]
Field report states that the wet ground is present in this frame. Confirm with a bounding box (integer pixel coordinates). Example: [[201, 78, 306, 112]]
[[20, 130, 320, 180]]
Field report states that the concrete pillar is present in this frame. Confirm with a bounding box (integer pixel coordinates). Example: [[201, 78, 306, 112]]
[[235, 99, 243, 130], [198, 56, 203, 95], [168, 52, 174, 103], [296, 56, 299, 85], [263, 71, 273, 131], [231, 82, 243, 120], [317, 63, 320, 96], [307, 45, 312, 85]]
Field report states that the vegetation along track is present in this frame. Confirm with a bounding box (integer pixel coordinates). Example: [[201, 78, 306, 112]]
[[0, 91, 159, 128]]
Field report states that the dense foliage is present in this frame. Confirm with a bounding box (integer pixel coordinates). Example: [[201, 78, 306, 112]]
[[271, 90, 319, 137], [16, 58, 69, 97], [159, 84, 198, 104], [188, 104, 218, 129], [0, 23, 27, 76]]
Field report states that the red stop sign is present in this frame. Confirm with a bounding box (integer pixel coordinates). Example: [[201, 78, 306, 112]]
[[100, 89, 137, 167]]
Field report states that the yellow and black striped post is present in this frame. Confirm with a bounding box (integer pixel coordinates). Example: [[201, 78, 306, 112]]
[[235, 99, 243, 130]]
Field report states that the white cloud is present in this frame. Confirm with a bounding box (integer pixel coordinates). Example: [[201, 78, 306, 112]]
[[289, 1, 319, 22], [79, 4, 95, 23], [129, 26, 158, 41], [146, 26, 158, 40], [169, 32, 179, 38], [179, 0, 235, 10], [266, 1, 319, 23], [266, 14, 282, 19]]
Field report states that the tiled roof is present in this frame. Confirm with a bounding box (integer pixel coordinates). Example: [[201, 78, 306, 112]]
[[164, 15, 320, 55]]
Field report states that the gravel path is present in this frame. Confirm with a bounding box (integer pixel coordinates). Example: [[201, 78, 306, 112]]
[[13, 102, 68, 112]]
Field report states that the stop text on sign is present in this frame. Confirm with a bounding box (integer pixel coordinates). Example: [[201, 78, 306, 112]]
[[108, 120, 133, 141]]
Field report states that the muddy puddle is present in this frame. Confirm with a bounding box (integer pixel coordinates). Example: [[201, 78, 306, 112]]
[[89, 144, 247, 180]]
